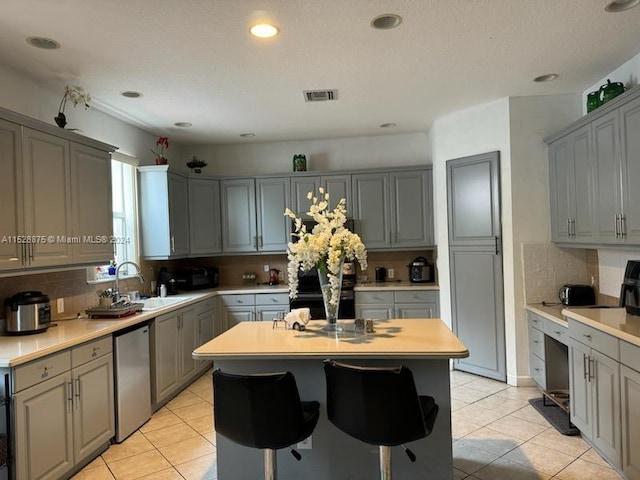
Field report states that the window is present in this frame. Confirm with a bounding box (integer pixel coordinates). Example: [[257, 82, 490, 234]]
[[88, 153, 139, 282]]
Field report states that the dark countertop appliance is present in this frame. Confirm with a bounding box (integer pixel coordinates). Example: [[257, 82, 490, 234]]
[[5, 291, 52, 334], [620, 260, 640, 315], [157, 267, 179, 295], [175, 266, 219, 290], [408, 257, 433, 283], [558, 284, 595, 306]]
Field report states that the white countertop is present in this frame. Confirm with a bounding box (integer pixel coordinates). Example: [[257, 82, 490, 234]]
[[0, 282, 440, 368], [193, 318, 468, 360]]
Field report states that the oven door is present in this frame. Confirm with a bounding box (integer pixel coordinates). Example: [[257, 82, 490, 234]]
[[290, 291, 355, 320]]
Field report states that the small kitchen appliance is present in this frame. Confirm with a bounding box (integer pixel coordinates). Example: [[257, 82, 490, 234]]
[[5, 291, 52, 334], [408, 257, 433, 283], [269, 268, 281, 286], [619, 260, 640, 315], [558, 284, 595, 306], [375, 267, 387, 283], [157, 267, 179, 295], [175, 266, 219, 290]]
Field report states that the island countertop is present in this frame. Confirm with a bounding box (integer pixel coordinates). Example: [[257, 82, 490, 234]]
[[193, 318, 469, 360]]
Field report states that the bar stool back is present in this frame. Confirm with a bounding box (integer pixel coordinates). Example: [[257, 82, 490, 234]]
[[323, 360, 438, 479], [213, 369, 320, 480]]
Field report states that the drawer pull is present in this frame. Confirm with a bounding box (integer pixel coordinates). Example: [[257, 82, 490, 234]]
[[533, 340, 539, 344], [554, 330, 561, 335], [92, 346, 100, 357], [583, 334, 592, 341], [237, 300, 244, 304], [534, 367, 540, 372], [41, 367, 49, 379]]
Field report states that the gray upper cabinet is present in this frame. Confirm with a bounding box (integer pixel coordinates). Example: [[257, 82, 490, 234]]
[[221, 178, 257, 253], [290, 174, 352, 216], [256, 177, 291, 252], [323, 174, 352, 212], [221, 177, 290, 253], [188, 177, 221, 256], [0, 118, 23, 270], [290, 176, 320, 216], [352, 169, 433, 249], [139, 166, 190, 259], [548, 87, 640, 246]]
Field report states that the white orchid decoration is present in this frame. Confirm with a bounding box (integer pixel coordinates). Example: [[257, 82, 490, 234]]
[[285, 188, 367, 307]]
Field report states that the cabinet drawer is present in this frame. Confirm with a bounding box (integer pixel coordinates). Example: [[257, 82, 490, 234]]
[[528, 312, 544, 331], [255, 293, 289, 306], [196, 297, 217, 315], [529, 352, 546, 389], [621, 341, 640, 373], [356, 291, 394, 304], [14, 350, 71, 393], [529, 324, 545, 360], [221, 294, 255, 307], [544, 318, 569, 346], [569, 319, 619, 360], [71, 335, 112, 368], [394, 290, 437, 304]]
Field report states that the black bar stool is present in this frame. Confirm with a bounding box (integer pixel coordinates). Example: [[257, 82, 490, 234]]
[[323, 360, 439, 480], [212, 369, 320, 480]]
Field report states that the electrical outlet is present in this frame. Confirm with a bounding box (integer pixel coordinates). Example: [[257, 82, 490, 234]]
[[263, 264, 270, 272], [297, 435, 312, 449], [388, 268, 395, 279], [57, 298, 64, 313]]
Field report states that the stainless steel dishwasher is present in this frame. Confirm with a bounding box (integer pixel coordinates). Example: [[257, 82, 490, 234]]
[[113, 321, 152, 442]]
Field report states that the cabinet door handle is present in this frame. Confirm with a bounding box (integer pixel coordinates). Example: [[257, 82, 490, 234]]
[[495, 236, 500, 254], [621, 215, 626, 237], [554, 330, 561, 336], [28, 242, 34, 262], [571, 219, 576, 237], [170, 236, 176, 253], [533, 340, 539, 344], [583, 354, 588, 380], [68, 381, 74, 412], [259, 236, 263, 248], [588, 357, 595, 381], [615, 215, 620, 238], [75, 378, 81, 405], [567, 219, 571, 237]]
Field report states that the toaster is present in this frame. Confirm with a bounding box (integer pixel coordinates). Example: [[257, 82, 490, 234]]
[[558, 284, 595, 306]]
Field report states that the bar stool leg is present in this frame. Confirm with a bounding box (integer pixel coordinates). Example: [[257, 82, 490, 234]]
[[264, 449, 277, 480], [379, 445, 392, 480]]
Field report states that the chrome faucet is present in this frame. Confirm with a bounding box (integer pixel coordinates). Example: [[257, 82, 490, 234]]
[[115, 261, 145, 302]]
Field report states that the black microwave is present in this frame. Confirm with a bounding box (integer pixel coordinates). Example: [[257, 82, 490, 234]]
[[175, 267, 219, 290]]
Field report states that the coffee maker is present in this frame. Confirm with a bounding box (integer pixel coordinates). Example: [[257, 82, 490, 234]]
[[619, 260, 640, 316]]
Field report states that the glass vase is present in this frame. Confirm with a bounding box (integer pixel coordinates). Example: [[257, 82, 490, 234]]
[[318, 260, 344, 332]]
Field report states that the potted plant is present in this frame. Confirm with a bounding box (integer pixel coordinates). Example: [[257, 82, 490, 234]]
[[151, 136, 170, 165], [55, 85, 91, 128], [186, 155, 208, 173]]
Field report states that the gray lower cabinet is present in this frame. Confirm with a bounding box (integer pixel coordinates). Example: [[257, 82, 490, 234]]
[[352, 169, 433, 249], [621, 341, 640, 480], [528, 314, 546, 389], [195, 298, 216, 371], [220, 293, 289, 330], [151, 305, 199, 409], [139, 166, 190, 259], [13, 336, 114, 480], [568, 320, 621, 468], [355, 290, 439, 319]]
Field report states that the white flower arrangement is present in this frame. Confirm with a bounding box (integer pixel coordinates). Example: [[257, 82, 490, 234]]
[[284, 188, 367, 308]]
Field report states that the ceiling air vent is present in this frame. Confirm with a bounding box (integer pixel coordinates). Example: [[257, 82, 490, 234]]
[[303, 90, 337, 102]]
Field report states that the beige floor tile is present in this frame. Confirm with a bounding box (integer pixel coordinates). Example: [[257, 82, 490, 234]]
[[494, 386, 541, 402], [82, 455, 106, 470], [554, 458, 623, 479], [454, 403, 508, 427], [528, 428, 589, 458], [473, 457, 551, 480], [72, 464, 115, 480], [510, 404, 552, 427], [194, 387, 214, 403], [451, 385, 493, 404], [166, 390, 203, 410], [175, 453, 218, 480], [472, 395, 528, 415], [451, 370, 480, 386], [171, 399, 215, 422], [102, 432, 155, 463], [202, 430, 217, 445], [464, 377, 510, 395], [453, 467, 468, 480], [107, 450, 172, 480], [451, 398, 469, 412], [460, 426, 523, 456], [453, 441, 502, 474], [502, 441, 575, 476], [486, 415, 549, 441], [142, 422, 200, 448], [579, 448, 615, 468], [135, 467, 185, 480], [452, 416, 484, 440], [187, 413, 215, 435], [157, 435, 216, 465], [139, 409, 184, 433]]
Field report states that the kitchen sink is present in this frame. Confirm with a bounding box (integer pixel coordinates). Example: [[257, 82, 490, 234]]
[[141, 296, 191, 311]]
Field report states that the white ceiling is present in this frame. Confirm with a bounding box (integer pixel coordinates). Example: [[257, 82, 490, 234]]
[[1, 0, 640, 144]]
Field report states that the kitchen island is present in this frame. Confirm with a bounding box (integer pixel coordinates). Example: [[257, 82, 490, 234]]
[[193, 318, 468, 480]]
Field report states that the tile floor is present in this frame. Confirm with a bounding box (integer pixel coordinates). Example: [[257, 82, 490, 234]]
[[73, 369, 624, 480]]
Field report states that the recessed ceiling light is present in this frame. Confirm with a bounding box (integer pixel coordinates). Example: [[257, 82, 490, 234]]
[[380, 123, 397, 128], [533, 73, 559, 83], [605, 0, 640, 12], [240, 133, 256, 138], [121, 90, 142, 98], [26, 36, 60, 50], [371, 14, 402, 30], [174, 122, 192, 128], [250, 23, 279, 38]]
